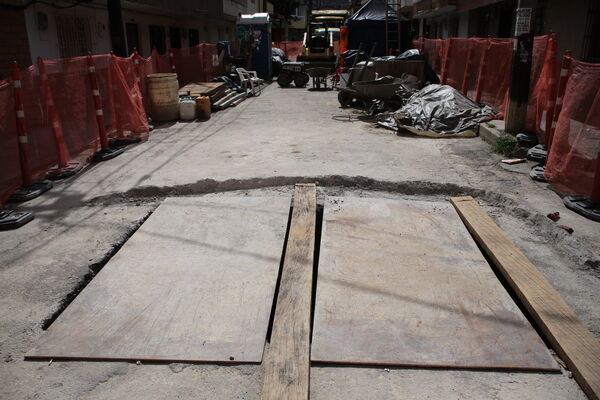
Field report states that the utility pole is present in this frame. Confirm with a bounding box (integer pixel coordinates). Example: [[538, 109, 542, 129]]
[[107, 0, 128, 57], [505, 0, 534, 133]]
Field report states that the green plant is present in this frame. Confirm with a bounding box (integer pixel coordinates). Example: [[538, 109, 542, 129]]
[[493, 135, 518, 157]]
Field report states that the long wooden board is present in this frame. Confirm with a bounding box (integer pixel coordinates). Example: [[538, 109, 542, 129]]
[[178, 82, 227, 97], [261, 184, 316, 400], [311, 197, 558, 370], [451, 196, 600, 399], [26, 196, 290, 363]]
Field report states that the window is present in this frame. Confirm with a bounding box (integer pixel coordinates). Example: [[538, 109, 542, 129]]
[[169, 26, 181, 49], [56, 14, 92, 58], [126, 23, 140, 55], [189, 28, 199, 46], [582, 0, 600, 62], [149, 25, 166, 54]]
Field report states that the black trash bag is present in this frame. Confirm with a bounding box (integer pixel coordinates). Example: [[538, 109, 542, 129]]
[[341, 49, 368, 66], [377, 84, 495, 137]]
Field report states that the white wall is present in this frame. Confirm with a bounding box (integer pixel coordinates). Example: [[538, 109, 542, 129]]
[[24, 3, 111, 61], [223, 0, 260, 18], [24, 3, 232, 61]]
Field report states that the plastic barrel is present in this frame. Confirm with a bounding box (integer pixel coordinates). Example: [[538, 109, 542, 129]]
[[179, 97, 197, 121], [147, 73, 179, 121], [195, 95, 211, 119]]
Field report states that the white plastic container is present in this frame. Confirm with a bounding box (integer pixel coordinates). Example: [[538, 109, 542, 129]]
[[179, 97, 197, 121]]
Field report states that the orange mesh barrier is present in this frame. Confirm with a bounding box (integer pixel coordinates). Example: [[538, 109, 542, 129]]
[[422, 38, 444, 75], [0, 55, 148, 208], [526, 34, 559, 143], [0, 79, 21, 205], [340, 26, 348, 54], [199, 43, 223, 82], [171, 46, 203, 87], [169, 44, 223, 86], [272, 41, 304, 62], [0, 42, 227, 207], [419, 36, 557, 120], [545, 58, 600, 199]]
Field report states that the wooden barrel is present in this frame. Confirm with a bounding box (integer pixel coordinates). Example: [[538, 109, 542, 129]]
[[147, 73, 179, 121]]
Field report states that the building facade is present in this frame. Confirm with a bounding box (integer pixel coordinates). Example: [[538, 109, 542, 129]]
[[0, 0, 272, 77], [401, 0, 599, 61]]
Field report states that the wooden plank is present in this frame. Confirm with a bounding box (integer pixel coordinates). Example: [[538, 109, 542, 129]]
[[261, 184, 316, 400], [451, 196, 600, 400], [178, 82, 226, 97], [311, 197, 558, 370], [26, 196, 290, 363]]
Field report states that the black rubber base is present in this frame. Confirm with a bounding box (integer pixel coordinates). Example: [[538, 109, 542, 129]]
[[8, 180, 53, 203], [109, 138, 142, 147], [564, 196, 600, 222], [0, 209, 34, 231], [529, 164, 548, 182], [93, 147, 124, 162], [46, 162, 83, 180], [527, 144, 548, 163], [516, 132, 538, 147]]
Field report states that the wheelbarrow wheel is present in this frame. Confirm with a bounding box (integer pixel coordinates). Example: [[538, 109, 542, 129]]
[[277, 72, 292, 87], [293, 72, 309, 87], [338, 90, 353, 107]]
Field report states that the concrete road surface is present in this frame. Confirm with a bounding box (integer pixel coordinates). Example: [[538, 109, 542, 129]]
[[1, 84, 598, 399]]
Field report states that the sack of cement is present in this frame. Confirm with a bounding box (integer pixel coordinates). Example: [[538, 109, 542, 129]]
[[376, 84, 495, 137]]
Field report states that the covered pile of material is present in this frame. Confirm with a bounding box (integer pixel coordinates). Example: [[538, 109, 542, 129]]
[[377, 84, 495, 137]]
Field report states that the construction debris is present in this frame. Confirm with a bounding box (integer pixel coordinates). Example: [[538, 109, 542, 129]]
[[376, 84, 495, 137]]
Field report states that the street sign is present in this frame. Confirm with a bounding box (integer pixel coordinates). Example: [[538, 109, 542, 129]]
[[515, 8, 532, 36]]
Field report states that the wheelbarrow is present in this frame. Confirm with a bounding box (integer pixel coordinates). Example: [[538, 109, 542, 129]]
[[306, 67, 332, 90], [337, 76, 406, 107]]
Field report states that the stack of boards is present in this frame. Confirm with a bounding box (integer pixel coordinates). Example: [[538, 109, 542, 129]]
[[178, 82, 246, 110], [26, 186, 600, 399]]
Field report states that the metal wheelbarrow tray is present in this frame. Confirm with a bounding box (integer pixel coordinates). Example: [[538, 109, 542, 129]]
[[306, 67, 332, 78], [351, 77, 405, 100]]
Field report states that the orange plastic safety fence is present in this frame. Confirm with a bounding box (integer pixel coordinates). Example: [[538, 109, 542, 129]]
[[422, 38, 444, 75], [418, 36, 558, 122], [526, 34, 559, 143], [0, 54, 148, 208], [168, 43, 223, 87], [200, 43, 223, 82], [0, 79, 21, 205], [272, 41, 303, 62], [340, 26, 348, 54], [545, 58, 600, 198]]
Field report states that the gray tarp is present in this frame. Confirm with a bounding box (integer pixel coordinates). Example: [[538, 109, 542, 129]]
[[376, 84, 495, 137]]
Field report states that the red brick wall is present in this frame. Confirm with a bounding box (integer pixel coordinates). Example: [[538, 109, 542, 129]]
[[0, 8, 32, 79]]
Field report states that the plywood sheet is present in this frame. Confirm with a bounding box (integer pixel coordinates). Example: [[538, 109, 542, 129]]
[[451, 196, 600, 398], [26, 196, 290, 363], [311, 197, 558, 371]]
